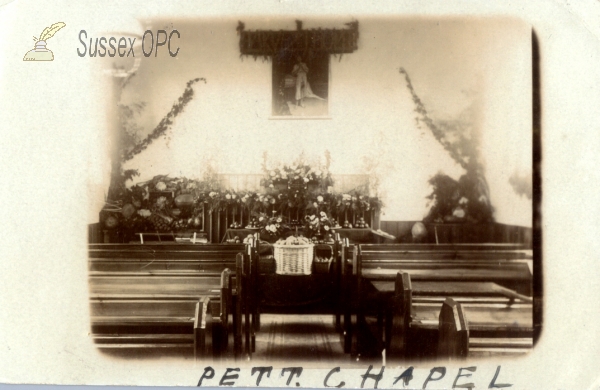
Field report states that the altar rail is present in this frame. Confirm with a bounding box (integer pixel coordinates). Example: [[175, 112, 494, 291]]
[[206, 206, 379, 243], [90, 206, 379, 244]]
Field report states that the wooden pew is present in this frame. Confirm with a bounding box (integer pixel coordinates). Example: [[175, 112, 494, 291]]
[[194, 297, 213, 360], [89, 243, 243, 273], [90, 271, 233, 359], [88, 243, 243, 359], [358, 243, 532, 295], [438, 298, 469, 360], [387, 272, 533, 361], [232, 236, 346, 362], [349, 243, 533, 360]]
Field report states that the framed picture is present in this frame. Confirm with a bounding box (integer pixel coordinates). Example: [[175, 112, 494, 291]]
[[272, 50, 330, 118]]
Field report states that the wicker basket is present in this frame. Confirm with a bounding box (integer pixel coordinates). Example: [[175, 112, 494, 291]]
[[273, 243, 314, 275]]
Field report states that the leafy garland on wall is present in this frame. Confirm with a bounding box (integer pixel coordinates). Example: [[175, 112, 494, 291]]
[[122, 78, 205, 162], [399, 68, 493, 224], [107, 78, 205, 203]]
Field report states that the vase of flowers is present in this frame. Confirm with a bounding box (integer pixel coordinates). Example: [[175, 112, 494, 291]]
[[303, 211, 334, 243], [255, 211, 291, 243]]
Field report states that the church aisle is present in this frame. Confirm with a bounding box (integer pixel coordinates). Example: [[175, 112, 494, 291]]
[[252, 314, 345, 364]]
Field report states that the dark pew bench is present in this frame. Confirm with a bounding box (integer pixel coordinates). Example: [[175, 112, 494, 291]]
[[231, 239, 345, 361], [358, 243, 532, 295], [387, 272, 533, 361], [343, 244, 533, 359], [90, 269, 234, 360], [88, 243, 243, 272], [88, 243, 243, 359]]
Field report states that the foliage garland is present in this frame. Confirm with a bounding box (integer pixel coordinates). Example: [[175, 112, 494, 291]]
[[399, 68, 469, 170], [399, 67, 493, 223], [122, 78, 205, 162]]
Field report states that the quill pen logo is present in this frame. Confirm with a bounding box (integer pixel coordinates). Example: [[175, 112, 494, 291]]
[[23, 22, 66, 61]]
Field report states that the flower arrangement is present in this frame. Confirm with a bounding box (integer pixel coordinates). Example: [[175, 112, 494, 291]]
[[424, 172, 494, 224], [304, 211, 334, 241], [260, 152, 333, 189], [254, 211, 290, 242], [102, 171, 383, 235]]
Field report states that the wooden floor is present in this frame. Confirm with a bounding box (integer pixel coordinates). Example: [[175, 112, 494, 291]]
[[253, 315, 344, 364], [95, 314, 531, 363]]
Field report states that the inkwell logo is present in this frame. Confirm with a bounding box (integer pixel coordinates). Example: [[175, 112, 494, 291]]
[[23, 22, 66, 61]]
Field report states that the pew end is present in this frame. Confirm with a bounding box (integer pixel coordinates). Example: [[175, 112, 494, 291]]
[[438, 298, 469, 360], [194, 297, 213, 361]]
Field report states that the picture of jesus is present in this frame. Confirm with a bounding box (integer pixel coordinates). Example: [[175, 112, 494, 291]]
[[292, 56, 325, 107], [272, 51, 329, 117]]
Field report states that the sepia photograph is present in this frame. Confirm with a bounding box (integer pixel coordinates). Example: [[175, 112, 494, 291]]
[[10, 0, 600, 387], [87, 15, 537, 367]]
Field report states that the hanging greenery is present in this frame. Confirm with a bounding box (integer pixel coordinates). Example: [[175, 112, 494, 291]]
[[122, 78, 205, 162], [399, 67, 493, 223]]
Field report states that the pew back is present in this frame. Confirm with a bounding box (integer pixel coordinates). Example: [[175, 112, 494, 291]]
[[358, 244, 532, 295], [88, 243, 242, 359]]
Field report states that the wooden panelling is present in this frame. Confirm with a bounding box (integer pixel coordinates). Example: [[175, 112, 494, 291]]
[[380, 221, 533, 247]]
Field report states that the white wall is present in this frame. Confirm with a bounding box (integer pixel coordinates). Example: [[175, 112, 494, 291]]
[[116, 17, 532, 225]]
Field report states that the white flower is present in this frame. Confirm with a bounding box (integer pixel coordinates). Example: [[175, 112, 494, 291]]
[[459, 197, 468, 205], [259, 217, 264, 222], [209, 191, 217, 198], [269, 224, 276, 232], [315, 170, 322, 176], [241, 197, 247, 203], [320, 211, 326, 217], [324, 225, 330, 231], [138, 209, 151, 217], [232, 194, 237, 199], [309, 215, 316, 221], [294, 176, 300, 180], [321, 217, 327, 222], [277, 218, 282, 223], [317, 196, 324, 202], [270, 198, 276, 204], [281, 173, 287, 179], [269, 184, 274, 188], [303, 177, 309, 183], [156, 181, 167, 191], [352, 196, 357, 201], [343, 194, 351, 201], [259, 196, 264, 202], [270, 170, 276, 177], [186, 183, 197, 189], [313, 202, 318, 208], [479, 195, 487, 203], [225, 194, 231, 200], [453, 208, 466, 218]]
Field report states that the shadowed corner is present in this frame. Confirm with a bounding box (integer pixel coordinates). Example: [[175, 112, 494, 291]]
[[531, 27, 543, 348]]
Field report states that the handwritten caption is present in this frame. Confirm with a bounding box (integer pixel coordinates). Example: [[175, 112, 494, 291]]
[[197, 365, 512, 389]]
